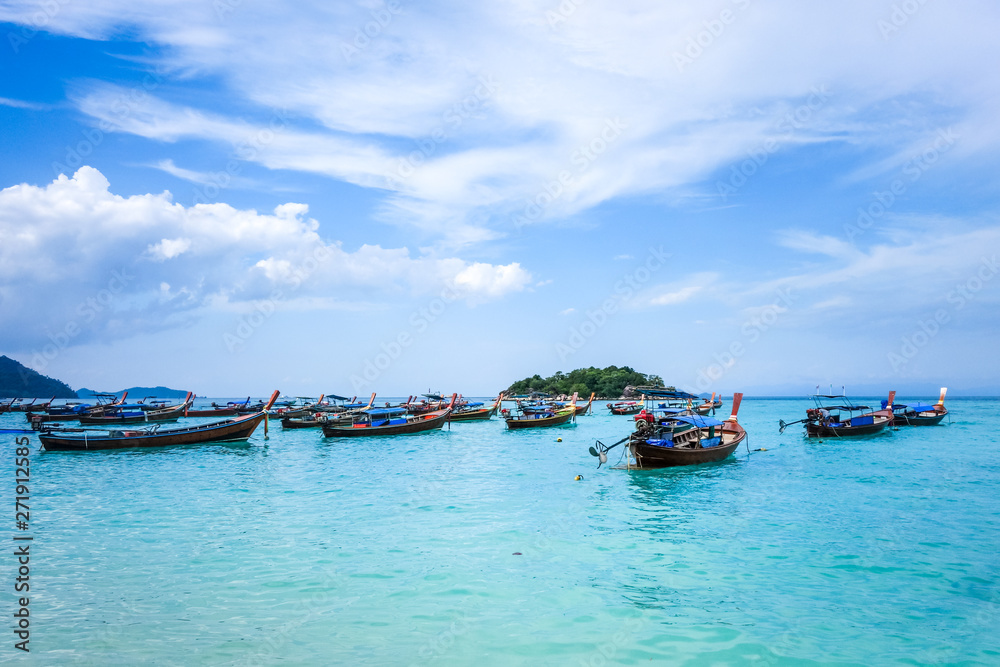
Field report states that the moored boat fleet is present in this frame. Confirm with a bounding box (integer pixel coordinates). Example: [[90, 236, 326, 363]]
[[7, 386, 952, 465]]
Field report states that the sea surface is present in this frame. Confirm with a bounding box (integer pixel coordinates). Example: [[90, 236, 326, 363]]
[[2, 397, 999, 666]]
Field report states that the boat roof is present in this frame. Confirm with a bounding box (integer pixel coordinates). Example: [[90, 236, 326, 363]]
[[639, 389, 700, 399], [325, 394, 351, 401], [816, 404, 870, 411], [896, 403, 936, 412], [674, 415, 725, 427], [366, 407, 409, 416]]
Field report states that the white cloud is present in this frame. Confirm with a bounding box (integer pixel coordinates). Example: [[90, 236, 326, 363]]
[[650, 285, 702, 306], [0, 96, 52, 110], [1, 1, 993, 244], [147, 237, 192, 261], [0, 167, 532, 348]]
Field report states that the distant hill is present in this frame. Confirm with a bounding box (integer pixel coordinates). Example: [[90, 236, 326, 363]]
[[77, 386, 189, 399], [0, 355, 78, 399]]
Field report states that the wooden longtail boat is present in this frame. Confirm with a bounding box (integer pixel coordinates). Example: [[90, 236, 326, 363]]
[[286, 393, 380, 429], [591, 393, 747, 469], [78, 393, 193, 425], [27, 392, 128, 422], [37, 391, 279, 451], [890, 387, 949, 426], [321, 394, 455, 437], [573, 393, 595, 415], [607, 401, 642, 415], [780, 392, 894, 437], [693, 393, 723, 415], [448, 395, 502, 422], [506, 394, 577, 429]]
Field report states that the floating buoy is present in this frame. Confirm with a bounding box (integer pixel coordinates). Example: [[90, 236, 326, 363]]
[[556, 437, 562, 442], [574, 475, 583, 481]]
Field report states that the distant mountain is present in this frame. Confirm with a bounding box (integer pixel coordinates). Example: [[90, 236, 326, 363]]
[[77, 386, 190, 399], [0, 355, 78, 399]]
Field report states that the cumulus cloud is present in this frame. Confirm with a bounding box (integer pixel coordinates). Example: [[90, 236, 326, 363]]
[[0, 167, 533, 349]]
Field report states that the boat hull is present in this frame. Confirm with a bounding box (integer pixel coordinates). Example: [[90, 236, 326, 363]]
[[891, 411, 947, 426], [39, 413, 266, 451], [629, 423, 745, 468], [505, 410, 575, 429], [78, 405, 187, 425], [630, 439, 742, 468], [805, 417, 890, 437], [449, 401, 500, 422], [321, 410, 450, 437], [183, 408, 239, 417], [26, 412, 82, 422], [281, 416, 324, 428]]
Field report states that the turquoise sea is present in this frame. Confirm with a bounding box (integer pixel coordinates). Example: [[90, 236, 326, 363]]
[[2, 397, 999, 665]]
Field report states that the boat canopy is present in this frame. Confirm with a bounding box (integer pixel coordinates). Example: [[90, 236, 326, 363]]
[[366, 407, 409, 417], [673, 415, 725, 428], [638, 389, 700, 400], [325, 394, 352, 401], [894, 403, 936, 412]]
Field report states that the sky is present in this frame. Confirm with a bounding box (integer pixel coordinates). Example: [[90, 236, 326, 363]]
[[1, 0, 999, 398]]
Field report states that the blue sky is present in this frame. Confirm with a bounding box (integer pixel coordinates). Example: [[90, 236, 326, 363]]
[[1, 1, 999, 397]]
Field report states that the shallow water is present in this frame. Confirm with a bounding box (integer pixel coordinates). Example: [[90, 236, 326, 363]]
[[2, 397, 999, 665]]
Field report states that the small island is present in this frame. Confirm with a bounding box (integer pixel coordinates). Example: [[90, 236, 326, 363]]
[[505, 366, 669, 399]]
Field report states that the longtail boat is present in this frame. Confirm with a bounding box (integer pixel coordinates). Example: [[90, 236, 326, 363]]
[[890, 387, 949, 426], [506, 394, 577, 429], [607, 401, 642, 415], [573, 392, 595, 415], [449, 395, 502, 422], [27, 392, 128, 422], [182, 395, 239, 417], [590, 393, 747, 469], [37, 391, 279, 451], [78, 393, 193, 425], [321, 394, 455, 437], [693, 393, 723, 415], [779, 391, 894, 437]]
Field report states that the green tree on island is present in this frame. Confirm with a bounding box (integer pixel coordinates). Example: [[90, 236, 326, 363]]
[[505, 366, 667, 398]]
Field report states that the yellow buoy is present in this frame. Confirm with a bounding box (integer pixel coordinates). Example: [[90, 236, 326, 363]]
[[574, 475, 583, 481], [556, 437, 562, 442]]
